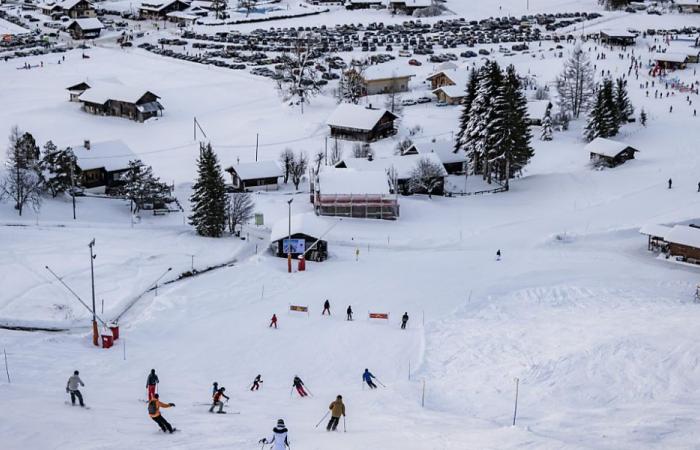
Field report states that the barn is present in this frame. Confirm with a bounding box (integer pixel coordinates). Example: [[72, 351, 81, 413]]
[[326, 104, 397, 142], [77, 85, 163, 122], [585, 137, 639, 168], [67, 18, 103, 39], [270, 213, 330, 262], [225, 161, 283, 192], [71, 140, 137, 190], [66, 81, 91, 102]]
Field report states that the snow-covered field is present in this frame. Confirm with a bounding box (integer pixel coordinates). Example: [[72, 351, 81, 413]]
[[2, 1, 700, 448]]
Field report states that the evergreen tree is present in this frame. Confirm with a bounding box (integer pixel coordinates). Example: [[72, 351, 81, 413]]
[[116, 160, 171, 212], [640, 108, 647, 127], [614, 78, 633, 125], [540, 112, 554, 141], [189, 143, 227, 237], [41, 142, 81, 198], [453, 68, 479, 152], [583, 80, 619, 142]]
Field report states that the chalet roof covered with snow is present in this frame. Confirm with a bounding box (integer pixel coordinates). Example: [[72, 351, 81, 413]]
[[69, 18, 104, 30], [270, 213, 334, 243], [0, 18, 30, 36], [227, 160, 282, 180], [665, 225, 700, 249], [652, 52, 689, 63], [408, 140, 466, 165], [639, 224, 673, 238], [139, 0, 188, 12], [326, 104, 396, 131], [318, 167, 391, 195], [599, 29, 636, 38], [389, 0, 432, 6], [78, 85, 160, 105], [432, 85, 466, 99], [71, 140, 137, 172], [584, 137, 638, 158], [426, 68, 469, 87], [362, 64, 415, 81], [339, 153, 447, 179]]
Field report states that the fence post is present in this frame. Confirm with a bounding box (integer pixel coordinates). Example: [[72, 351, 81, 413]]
[[408, 360, 411, 381], [421, 379, 425, 408], [512, 377, 520, 426]]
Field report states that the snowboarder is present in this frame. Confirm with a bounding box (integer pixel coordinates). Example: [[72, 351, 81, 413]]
[[401, 312, 409, 330], [668, 178, 673, 189], [66, 370, 85, 407], [322, 299, 331, 315], [259, 419, 289, 450], [292, 376, 308, 397], [326, 395, 345, 431], [496, 249, 501, 261], [148, 394, 176, 433], [209, 387, 229, 413], [251, 374, 263, 391], [270, 314, 278, 329], [363, 369, 377, 389], [346, 305, 353, 321], [146, 369, 159, 401]]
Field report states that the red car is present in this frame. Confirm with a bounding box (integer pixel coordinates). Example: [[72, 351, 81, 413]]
[[408, 59, 422, 66]]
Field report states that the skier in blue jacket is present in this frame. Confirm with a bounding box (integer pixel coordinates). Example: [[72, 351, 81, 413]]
[[362, 369, 377, 389]]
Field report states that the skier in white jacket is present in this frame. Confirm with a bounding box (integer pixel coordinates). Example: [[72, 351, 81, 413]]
[[259, 419, 289, 449]]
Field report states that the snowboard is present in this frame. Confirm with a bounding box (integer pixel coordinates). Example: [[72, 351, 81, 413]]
[[65, 401, 91, 410]]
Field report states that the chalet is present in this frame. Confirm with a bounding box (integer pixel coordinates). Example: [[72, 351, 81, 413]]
[[77, 85, 163, 122], [326, 104, 397, 142], [66, 81, 91, 102], [677, 1, 700, 13], [67, 18, 103, 39], [71, 140, 136, 190], [139, 0, 190, 19], [652, 52, 690, 70], [345, 0, 383, 10], [270, 213, 330, 261], [426, 68, 468, 91], [389, 0, 432, 13], [525, 100, 553, 126], [356, 65, 415, 96], [432, 85, 465, 105], [313, 167, 398, 219], [585, 137, 639, 168], [40, 0, 96, 18], [225, 160, 283, 192], [336, 153, 447, 196], [599, 29, 636, 46], [166, 10, 201, 25], [402, 140, 466, 174], [639, 224, 672, 252], [664, 225, 700, 263]]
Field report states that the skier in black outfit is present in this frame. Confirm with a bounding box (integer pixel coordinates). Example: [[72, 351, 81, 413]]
[[322, 299, 331, 315], [212, 381, 219, 397], [346, 305, 353, 321], [668, 178, 673, 189], [251, 374, 263, 391], [401, 312, 409, 330]]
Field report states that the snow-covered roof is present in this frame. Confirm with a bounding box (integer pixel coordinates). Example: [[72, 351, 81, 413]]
[[426, 69, 469, 88], [435, 61, 458, 72], [78, 85, 159, 105], [526, 100, 552, 119], [339, 153, 447, 179], [389, 0, 432, 6], [57, 0, 91, 10], [432, 85, 465, 99], [639, 224, 672, 238], [166, 10, 199, 20], [326, 104, 396, 131], [228, 160, 282, 181], [140, 0, 187, 12], [584, 137, 638, 158], [270, 213, 334, 243], [71, 140, 137, 172], [652, 52, 689, 63], [665, 225, 700, 249], [70, 18, 103, 30], [318, 167, 391, 195], [362, 64, 415, 82], [408, 140, 466, 165], [0, 17, 30, 36], [600, 29, 636, 39]]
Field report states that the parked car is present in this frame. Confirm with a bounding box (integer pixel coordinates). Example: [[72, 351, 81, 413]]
[[436, 101, 449, 107], [416, 97, 431, 104], [408, 58, 422, 66], [401, 99, 417, 106]]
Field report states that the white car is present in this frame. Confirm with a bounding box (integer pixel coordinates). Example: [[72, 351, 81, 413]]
[[435, 101, 449, 107], [401, 99, 417, 106], [398, 50, 412, 57]]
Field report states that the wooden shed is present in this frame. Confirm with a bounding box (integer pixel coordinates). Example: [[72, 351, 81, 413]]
[[664, 225, 700, 263], [326, 104, 397, 142], [585, 137, 639, 168], [71, 139, 137, 190], [77, 85, 163, 122], [402, 140, 466, 174], [270, 213, 330, 262], [599, 30, 637, 46], [67, 18, 103, 39], [66, 81, 91, 102], [225, 160, 283, 192], [639, 224, 672, 252]]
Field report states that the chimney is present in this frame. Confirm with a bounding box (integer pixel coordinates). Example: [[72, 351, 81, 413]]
[[84, 140, 90, 150]]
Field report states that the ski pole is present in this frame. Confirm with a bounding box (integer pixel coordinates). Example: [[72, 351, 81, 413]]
[[314, 411, 330, 428], [290, 386, 294, 398], [343, 416, 347, 432], [375, 378, 386, 387]]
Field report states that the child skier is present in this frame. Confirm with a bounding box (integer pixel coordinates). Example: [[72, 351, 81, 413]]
[[259, 419, 289, 450], [292, 376, 308, 397], [66, 370, 85, 407], [401, 312, 409, 330], [270, 314, 278, 329], [209, 386, 229, 413], [251, 374, 263, 391], [346, 305, 353, 321], [326, 395, 346, 431], [146, 369, 159, 401], [362, 369, 377, 389], [148, 394, 176, 433], [322, 299, 331, 315]]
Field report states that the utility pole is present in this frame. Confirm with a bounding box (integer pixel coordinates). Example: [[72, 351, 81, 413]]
[[287, 198, 293, 273], [69, 162, 76, 220], [255, 133, 259, 162], [88, 239, 98, 346]]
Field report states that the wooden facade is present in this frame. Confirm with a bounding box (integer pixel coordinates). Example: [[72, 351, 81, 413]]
[[67, 20, 102, 39], [80, 92, 163, 122], [328, 111, 397, 142], [66, 82, 90, 102], [139, 0, 190, 19], [589, 147, 638, 168]]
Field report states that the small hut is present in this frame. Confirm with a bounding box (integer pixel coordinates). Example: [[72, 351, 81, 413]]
[[270, 213, 330, 262], [585, 137, 639, 168]]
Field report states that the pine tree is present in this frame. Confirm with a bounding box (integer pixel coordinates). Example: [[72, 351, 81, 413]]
[[453, 68, 479, 152], [189, 143, 227, 238], [583, 80, 619, 142], [41, 141, 81, 198], [640, 108, 647, 127], [614, 78, 633, 125], [116, 160, 171, 212], [540, 113, 553, 141]]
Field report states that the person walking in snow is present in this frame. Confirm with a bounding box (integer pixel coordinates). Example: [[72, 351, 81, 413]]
[[346, 305, 353, 321], [363, 369, 377, 389], [326, 395, 345, 431], [251, 374, 263, 391], [496, 249, 501, 261], [209, 386, 229, 413], [148, 393, 176, 433], [401, 312, 409, 330], [66, 370, 85, 407], [668, 178, 673, 189], [322, 299, 331, 315], [146, 369, 159, 401], [270, 314, 278, 329], [292, 376, 308, 397], [259, 419, 289, 450]]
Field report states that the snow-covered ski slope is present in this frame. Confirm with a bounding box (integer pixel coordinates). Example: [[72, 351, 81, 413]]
[[3, 1, 700, 448]]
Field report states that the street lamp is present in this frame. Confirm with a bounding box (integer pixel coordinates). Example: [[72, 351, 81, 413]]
[[287, 198, 293, 273], [88, 239, 98, 346]]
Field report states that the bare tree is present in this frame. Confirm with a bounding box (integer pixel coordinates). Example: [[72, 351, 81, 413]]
[[329, 139, 344, 166], [555, 45, 596, 119], [279, 148, 294, 184], [313, 150, 325, 173], [384, 76, 405, 116], [394, 137, 413, 155], [337, 60, 368, 104], [289, 151, 308, 190], [227, 192, 255, 235], [352, 142, 373, 159], [409, 157, 445, 198], [1, 126, 43, 216], [275, 33, 324, 112], [237, 0, 256, 17]]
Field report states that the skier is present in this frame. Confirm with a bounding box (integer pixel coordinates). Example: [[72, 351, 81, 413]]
[[251, 374, 263, 391], [148, 393, 176, 433], [346, 305, 353, 321], [668, 178, 673, 189], [496, 249, 501, 261], [209, 386, 229, 413], [66, 370, 85, 407], [292, 376, 308, 397], [322, 299, 331, 315], [270, 314, 278, 329], [146, 369, 159, 401], [259, 419, 289, 450], [212, 381, 219, 397], [401, 312, 409, 330], [362, 369, 377, 389], [326, 395, 346, 431]]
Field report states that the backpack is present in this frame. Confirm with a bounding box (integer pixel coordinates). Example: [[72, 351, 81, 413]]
[[148, 400, 157, 415]]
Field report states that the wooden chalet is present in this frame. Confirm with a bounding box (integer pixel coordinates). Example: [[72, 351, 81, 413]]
[[77, 85, 163, 122], [677, 1, 700, 13], [67, 18, 103, 39], [270, 213, 329, 261], [139, 0, 190, 19], [639, 224, 672, 252], [388, 0, 432, 13], [225, 160, 283, 192], [653, 52, 690, 70], [432, 85, 465, 105], [345, 0, 383, 10], [357, 65, 414, 96], [426, 68, 468, 91], [402, 140, 466, 174], [664, 225, 700, 263], [40, 0, 96, 18], [66, 81, 91, 102], [599, 29, 636, 46], [71, 140, 136, 190], [585, 137, 639, 168], [326, 104, 397, 142]]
